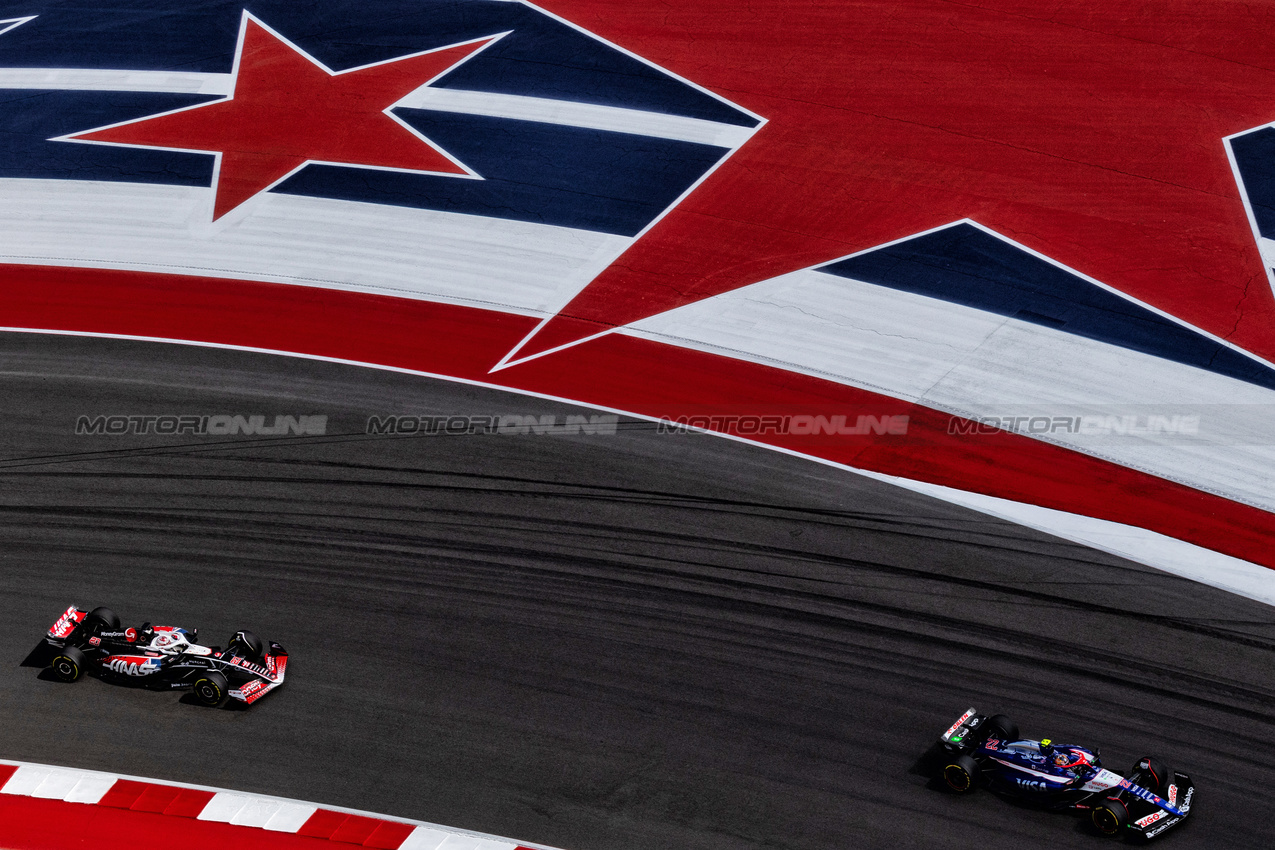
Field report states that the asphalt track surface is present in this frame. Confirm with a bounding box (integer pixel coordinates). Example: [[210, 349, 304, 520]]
[[0, 332, 1273, 850]]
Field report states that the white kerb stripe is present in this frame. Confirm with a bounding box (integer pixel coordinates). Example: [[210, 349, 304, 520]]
[[0, 759, 564, 850], [262, 802, 318, 832], [1, 765, 52, 795], [63, 774, 117, 804], [400, 826, 459, 850], [437, 836, 518, 850], [230, 797, 283, 827], [196, 791, 251, 822], [30, 769, 83, 799]]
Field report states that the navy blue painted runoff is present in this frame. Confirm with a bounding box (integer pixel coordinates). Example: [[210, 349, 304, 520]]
[[277, 111, 728, 236], [0, 89, 216, 184], [1229, 126, 1275, 240], [820, 223, 1275, 391], [0, 1, 757, 126]]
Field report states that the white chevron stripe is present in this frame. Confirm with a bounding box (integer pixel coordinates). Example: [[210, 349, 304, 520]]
[[0, 178, 627, 319]]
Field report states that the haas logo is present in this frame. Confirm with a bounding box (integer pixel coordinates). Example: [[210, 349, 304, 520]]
[[106, 656, 161, 677]]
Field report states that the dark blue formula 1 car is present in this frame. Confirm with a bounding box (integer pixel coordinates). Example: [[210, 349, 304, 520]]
[[936, 708, 1194, 840]]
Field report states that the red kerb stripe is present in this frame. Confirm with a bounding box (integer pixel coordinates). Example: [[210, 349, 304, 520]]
[[130, 784, 182, 813], [297, 808, 351, 838], [162, 787, 216, 817], [97, 779, 151, 808], [328, 813, 381, 843], [364, 820, 417, 849]]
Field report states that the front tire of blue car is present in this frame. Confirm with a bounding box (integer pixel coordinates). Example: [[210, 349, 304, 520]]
[[1091, 799, 1129, 836], [192, 672, 229, 707], [50, 645, 87, 683], [942, 754, 979, 793]]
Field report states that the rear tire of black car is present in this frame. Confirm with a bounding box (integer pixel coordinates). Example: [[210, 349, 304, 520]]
[[1092, 799, 1129, 836], [192, 672, 229, 707], [86, 606, 120, 630], [984, 713, 1019, 743], [227, 629, 264, 663], [942, 754, 980, 793], [50, 645, 87, 683], [1131, 756, 1173, 795]]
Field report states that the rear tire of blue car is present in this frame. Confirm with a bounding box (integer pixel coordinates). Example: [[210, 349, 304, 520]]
[[193, 671, 229, 707], [50, 645, 87, 683], [983, 714, 1018, 743], [1091, 799, 1129, 836], [942, 754, 979, 793]]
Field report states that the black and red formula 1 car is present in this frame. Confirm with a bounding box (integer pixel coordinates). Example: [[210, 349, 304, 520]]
[[22, 605, 287, 707]]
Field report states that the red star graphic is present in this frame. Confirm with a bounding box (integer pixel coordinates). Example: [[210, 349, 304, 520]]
[[68, 13, 497, 220], [511, 1, 1275, 366]]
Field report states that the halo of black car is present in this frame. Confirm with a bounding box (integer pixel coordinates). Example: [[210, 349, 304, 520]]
[[935, 708, 1193, 840], [23, 605, 287, 707]]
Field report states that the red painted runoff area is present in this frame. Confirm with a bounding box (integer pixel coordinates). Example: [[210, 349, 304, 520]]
[[519, 1, 1275, 361], [1, 263, 1271, 570]]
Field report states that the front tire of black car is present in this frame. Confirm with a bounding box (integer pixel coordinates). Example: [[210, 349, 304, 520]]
[[983, 714, 1019, 743], [1092, 799, 1129, 836], [192, 671, 229, 707], [86, 607, 121, 630], [50, 645, 87, 683], [942, 754, 980, 793]]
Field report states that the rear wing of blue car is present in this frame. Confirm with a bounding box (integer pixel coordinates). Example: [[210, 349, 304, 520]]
[[940, 707, 988, 750]]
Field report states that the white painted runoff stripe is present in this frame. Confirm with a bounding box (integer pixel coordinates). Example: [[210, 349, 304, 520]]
[[0, 67, 228, 94], [0, 66, 750, 147], [625, 260, 1275, 515], [872, 472, 1275, 607], [0, 758, 560, 850], [0, 178, 626, 319], [397, 87, 752, 148]]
